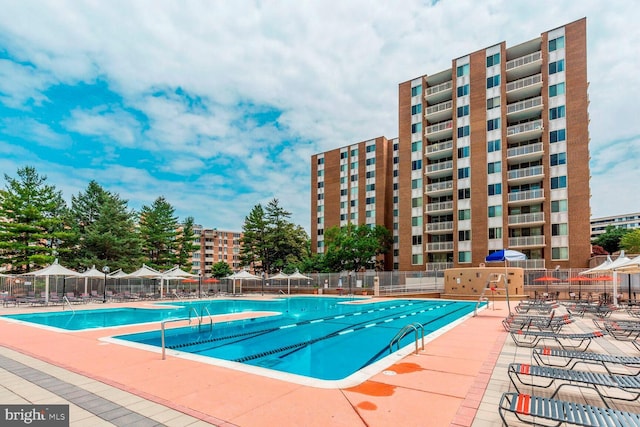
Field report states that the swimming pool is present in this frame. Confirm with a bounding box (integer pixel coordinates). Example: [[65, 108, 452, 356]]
[[112, 297, 480, 386]]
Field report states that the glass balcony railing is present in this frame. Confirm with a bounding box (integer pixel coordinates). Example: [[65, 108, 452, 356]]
[[509, 235, 545, 247], [425, 221, 454, 232], [507, 165, 543, 180], [508, 189, 544, 203], [425, 181, 453, 193], [508, 212, 545, 225], [506, 142, 543, 158]]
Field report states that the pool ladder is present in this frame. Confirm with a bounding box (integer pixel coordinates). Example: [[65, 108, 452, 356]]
[[161, 307, 215, 360], [389, 322, 424, 355], [474, 273, 511, 316]]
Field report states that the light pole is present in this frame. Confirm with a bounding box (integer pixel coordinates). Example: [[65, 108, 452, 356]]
[[102, 266, 110, 303], [261, 272, 265, 296], [349, 271, 353, 295]]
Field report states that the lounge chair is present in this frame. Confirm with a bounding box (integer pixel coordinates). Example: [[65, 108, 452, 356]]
[[508, 362, 640, 403], [510, 329, 606, 351], [498, 392, 640, 427], [503, 311, 573, 333], [533, 347, 640, 376], [593, 319, 640, 341]]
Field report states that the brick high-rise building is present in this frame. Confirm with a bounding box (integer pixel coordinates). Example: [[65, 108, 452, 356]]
[[312, 18, 591, 271]]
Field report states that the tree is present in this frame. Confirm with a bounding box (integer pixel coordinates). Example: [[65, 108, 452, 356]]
[[620, 229, 640, 254], [138, 196, 178, 270], [240, 199, 308, 274], [592, 226, 631, 254], [211, 261, 233, 278], [176, 216, 198, 270], [323, 224, 393, 273], [0, 166, 71, 272]]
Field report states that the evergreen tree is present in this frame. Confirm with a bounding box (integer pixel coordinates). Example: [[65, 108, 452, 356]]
[[138, 196, 178, 270], [0, 166, 70, 272], [176, 216, 198, 270], [239, 204, 270, 272]]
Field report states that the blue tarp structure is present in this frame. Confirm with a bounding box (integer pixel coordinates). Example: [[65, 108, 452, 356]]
[[485, 249, 527, 263]]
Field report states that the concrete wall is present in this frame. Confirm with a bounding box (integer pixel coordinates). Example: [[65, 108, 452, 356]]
[[442, 266, 525, 300]]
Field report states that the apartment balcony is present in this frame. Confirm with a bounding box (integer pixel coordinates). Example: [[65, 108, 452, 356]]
[[425, 100, 453, 123], [507, 189, 545, 206], [425, 120, 453, 141], [506, 96, 543, 121], [425, 160, 453, 178], [505, 51, 542, 80], [508, 235, 545, 248], [425, 180, 453, 196], [425, 221, 454, 234], [506, 142, 543, 164], [506, 73, 542, 102], [425, 139, 453, 160], [507, 119, 543, 143], [427, 241, 454, 252], [426, 262, 453, 271], [508, 212, 545, 227], [507, 165, 544, 184], [511, 259, 546, 270], [424, 80, 453, 104], [426, 201, 454, 213]]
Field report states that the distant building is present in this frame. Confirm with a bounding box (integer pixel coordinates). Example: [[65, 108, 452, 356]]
[[191, 225, 242, 276], [591, 213, 640, 239], [312, 18, 592, 271]]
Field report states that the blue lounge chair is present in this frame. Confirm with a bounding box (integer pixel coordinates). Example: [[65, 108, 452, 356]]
[[533, 347, 640, 376], [510, 329, 606, 351]]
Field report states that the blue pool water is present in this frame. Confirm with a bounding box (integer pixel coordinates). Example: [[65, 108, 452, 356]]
[[114, 298, 479, 382]]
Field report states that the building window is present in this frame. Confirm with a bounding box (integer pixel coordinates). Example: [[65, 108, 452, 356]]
[[340, 214, 347, 221], [549, 105, 566, 120], [393, 195, 399, 203], [552, 247, 569, 260], [317, 157, 324, 165], [487, 118, 500, 131], [457, 146, 470, 158], [458, 188, 471, 200], [551, 176, 567, 189], [457, 105, 470, 117], [488, 205, 502, 217], [365, 210, 375, 218], [549, 36, 565, 52], [552, 223, 568, 236], [351, 174, 358, 182], [350, 161, 358, 169], [487, 96, 500, 110], [412, 159, 422, 170], [393, 156, 399, 164], [350, 148, 358, 157], [411, 178, 422, 189], [366, 144, 376, 153], [457, 84, 470, 97], [340, 151, 348, 159], [457, 125, 470, 138], [366, 171, 375, 179], [549, 59, 565, 74], [489, 227, 502, 239], [411, 85, 422, 97], [393, 169, 399, 177], [366, 183, 376, 191], [350, 199, 357, 207], [458, 251, 471, 263], [411, 104, 422, 115], [317, 181, 324, 188], [486, 75, 500, 89], [393, 182, 398, 190], [340, 164, 347, 172], [393, 142, 399, 151], [317, 229, 324, 236], [412, 254, 423, 265], [317, 193, 324, 200], [411, 141, 422, 152], [412, 235, 422, 245], [550, 152, 567, 166], [551, 199, 568, 212], [411, 122, 422, 134], [458, 167, 470, 179], [488, 183, 502, 196], [411, 197, 422, 208], [549, 82, 565, 97], [317, 169, 324, 177], [411, 216, 422, 226], [486, 53, 500, 67], [488, 139, 501, 152], [458, 209, 471, 220], [456, 63, 469, 77], [365, 158, 376, 166], [488, 161, 501, 174], [340, 189, 347, 196], [366, 197, 376, 204], [458, 230, 471, 241], [550, 129, 566, 143]]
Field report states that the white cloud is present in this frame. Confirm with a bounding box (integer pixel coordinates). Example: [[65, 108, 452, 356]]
[[0, 0, 638, 229]]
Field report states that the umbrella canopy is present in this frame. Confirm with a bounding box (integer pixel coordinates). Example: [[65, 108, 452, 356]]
[[232, 270, 261, 280], [287, 270, 312, 280], [80, 265, 106, 278], [568, 276, 593, 282], [269, 272, 290, 280], [581, 252, 630, 306], [485, 249, 527, 262], [121, 264, 162, 279], [21, 259, 81, 303], [533, 276, 560, 282], [162, 266, 197, 278], [614, 254, 640, 274], [181, 278, 199, 283], [108, 269, 128, 278], [203, 278, 220, 283]]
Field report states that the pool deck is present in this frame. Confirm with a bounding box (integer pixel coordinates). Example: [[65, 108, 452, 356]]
[[2, 297, 623, 426]]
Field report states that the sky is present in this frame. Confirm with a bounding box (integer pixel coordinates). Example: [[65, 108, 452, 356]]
[[0, 0, 639, 233]]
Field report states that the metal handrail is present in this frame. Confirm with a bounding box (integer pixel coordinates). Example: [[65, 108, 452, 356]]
[[161, 317, 193, 360], [201, 306, 214, 331], [62, 296, 74, 313], [389, 322, 425, 354]]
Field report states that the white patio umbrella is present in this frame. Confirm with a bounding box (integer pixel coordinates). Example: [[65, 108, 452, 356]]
[[161, 266, 198, 296], [22, 259, 81, 303], [121, 264, 164, 297], [225, 270, 260, 295], [80, 265, 106, 296], [269, 272, 290, 294], [287, 270, 313, 294], [581, 252, 630, 306]]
